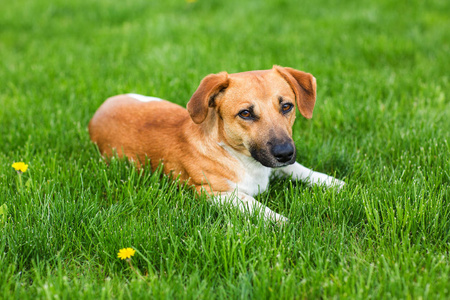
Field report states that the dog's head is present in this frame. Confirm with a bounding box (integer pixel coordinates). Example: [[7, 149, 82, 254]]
[[187, 66, 316, 168]]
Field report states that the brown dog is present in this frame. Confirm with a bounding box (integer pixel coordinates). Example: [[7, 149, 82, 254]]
[[89, 66, 344, 223]]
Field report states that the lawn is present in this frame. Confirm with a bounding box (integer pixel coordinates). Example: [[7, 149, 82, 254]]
[[1, 0, 449, 298]]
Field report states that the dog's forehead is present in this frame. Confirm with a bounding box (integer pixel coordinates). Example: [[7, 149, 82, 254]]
[[227, 69, 294, 99]]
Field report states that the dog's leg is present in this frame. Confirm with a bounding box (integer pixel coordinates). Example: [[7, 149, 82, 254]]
[[275, 162, 345, 189], [212, 192, 288, 224]]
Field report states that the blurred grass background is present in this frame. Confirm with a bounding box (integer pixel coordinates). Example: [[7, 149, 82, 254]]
[[1, 0, 449, 298]]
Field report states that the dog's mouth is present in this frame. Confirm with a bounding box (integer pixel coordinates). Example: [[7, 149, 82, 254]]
[[250, 142, 296, 168]]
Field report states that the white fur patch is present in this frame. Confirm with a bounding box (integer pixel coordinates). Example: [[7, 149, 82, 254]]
[[276, 162, 345, 189], [220, 143, 272, 197], [127, 93, 163, 102]]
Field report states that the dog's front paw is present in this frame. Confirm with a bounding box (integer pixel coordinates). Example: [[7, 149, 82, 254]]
[[332, 178, 346, 191], [275, 214, 289, 225], [265, 210, 289, 226], [321, 176, 345, 191]]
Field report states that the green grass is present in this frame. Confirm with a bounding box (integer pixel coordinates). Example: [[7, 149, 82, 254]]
[[1, 0, 449, 298]]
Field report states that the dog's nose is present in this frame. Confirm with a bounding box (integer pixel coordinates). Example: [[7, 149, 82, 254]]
[[271, 143, 295, 163]]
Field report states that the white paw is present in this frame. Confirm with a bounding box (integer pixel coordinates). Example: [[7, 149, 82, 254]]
[[275, 214, 289, 225], [312, 175, 346, 191], [311, 173, 345, 190], [276, 215, 289, 226], [263, 208, 289, 225], [331, 178, 346, 190]]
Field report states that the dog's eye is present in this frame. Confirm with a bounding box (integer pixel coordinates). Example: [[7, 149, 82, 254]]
[[281, 103, 294, 113], [238, 110, 252, 119]]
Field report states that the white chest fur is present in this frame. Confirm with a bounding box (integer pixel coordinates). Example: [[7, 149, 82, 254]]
[[236, 159, 272, 196], [221, 144, 272, 197]]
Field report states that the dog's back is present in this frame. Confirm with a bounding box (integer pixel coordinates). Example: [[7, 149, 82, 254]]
[[89, 94, 190, 165]]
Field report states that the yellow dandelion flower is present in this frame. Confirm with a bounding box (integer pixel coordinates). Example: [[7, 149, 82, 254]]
[[12, 162, 28, 173], [117, 247, 136, 260]]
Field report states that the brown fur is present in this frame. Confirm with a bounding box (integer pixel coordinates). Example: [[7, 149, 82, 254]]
[[88, 66, 316, 194]]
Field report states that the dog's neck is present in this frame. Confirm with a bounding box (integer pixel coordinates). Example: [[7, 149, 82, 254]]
[[187, 110, 272, 196]]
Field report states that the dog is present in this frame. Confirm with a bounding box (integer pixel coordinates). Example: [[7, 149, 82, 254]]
[[88, 66, 345, 224]]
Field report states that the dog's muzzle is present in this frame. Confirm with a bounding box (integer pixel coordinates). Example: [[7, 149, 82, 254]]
[[250, 140, 296, 168]]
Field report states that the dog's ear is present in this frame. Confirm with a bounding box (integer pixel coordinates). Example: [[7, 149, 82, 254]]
[[274, 66, 316, 119], [187, 72, 229, 124]]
